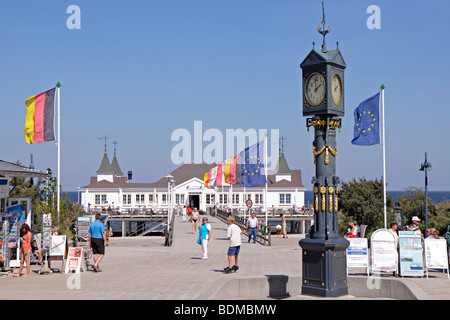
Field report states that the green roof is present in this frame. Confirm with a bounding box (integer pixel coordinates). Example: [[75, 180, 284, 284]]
[[110, 155, 123, 176], [96, 153, 112, 175], [276, 153, 291, 175]]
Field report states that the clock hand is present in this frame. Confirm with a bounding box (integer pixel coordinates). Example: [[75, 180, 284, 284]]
[[315, 83, 322, 92]]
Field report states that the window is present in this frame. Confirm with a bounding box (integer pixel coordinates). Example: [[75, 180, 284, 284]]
[[206, 194, 215, 205], [95, 194, 107, 205], [175, 194, 185, 205], [279, 193, 291, 204], [232, 194, 239, 204], [136, 194, 145, 204], [219, 194, 228, 204], [255, 194, 263, 204], [149, 194, 154, 204], [123, 194, 131, 205], [161, 194, 167, 204]]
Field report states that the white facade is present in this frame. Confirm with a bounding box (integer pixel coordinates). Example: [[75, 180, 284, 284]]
[[79, 154, 306, 213], [80, 177, 305, 213]]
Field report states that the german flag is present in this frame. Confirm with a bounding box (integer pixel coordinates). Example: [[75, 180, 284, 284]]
[[24, 88, 56, 144]]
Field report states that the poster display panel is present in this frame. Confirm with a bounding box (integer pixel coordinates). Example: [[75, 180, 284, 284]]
[[347, 238, 369, 268], [370, 229, 397, 273], [424, 238, 449, 271], [398, 231, 424, 277]]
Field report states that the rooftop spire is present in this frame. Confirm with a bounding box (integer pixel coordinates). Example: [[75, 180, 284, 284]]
[[317, 2, 330, 53], [113, 140, 118, 156], [97, 134, 110, 153]]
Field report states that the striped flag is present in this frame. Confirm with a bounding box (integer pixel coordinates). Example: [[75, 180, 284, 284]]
[[223, 155, 238, 185], [24, 87, 56, 144], [204, 166, 218, 189]]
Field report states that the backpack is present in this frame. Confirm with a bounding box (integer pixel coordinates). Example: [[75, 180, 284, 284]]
[[445, 226, 450, 247]]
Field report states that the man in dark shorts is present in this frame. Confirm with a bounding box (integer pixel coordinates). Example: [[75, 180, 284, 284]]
[[89, 213, 109, 272]]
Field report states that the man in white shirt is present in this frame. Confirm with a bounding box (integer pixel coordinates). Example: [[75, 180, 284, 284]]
[[246, 213, 259, 243], [225, 216, 242, 273]]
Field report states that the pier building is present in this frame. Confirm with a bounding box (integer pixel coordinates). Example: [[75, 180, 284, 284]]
[[79, 152, 306, 215]]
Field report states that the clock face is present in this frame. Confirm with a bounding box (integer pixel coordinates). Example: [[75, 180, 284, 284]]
[[305, 73, 326, 106], [331, 73, 343, 106]]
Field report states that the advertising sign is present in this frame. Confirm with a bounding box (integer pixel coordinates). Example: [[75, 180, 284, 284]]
[[370, 229, 397, 273], [347, 238, 369, 268], [65, 247, 85, 273], [398, 231, 424, 277]]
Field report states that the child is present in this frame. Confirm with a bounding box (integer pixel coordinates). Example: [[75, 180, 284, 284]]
[[224, 216, 242, 274], [197, 217, 211, 260]]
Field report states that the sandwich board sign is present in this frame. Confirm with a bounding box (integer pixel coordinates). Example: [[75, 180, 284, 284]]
[[370, 229, 398, 275], [65, 247, 85, 273]]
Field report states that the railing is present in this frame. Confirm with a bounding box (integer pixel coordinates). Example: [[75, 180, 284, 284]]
[[216, 210, 271, 246], [128, 220, 166, 237], [164, 210, 176, 247]]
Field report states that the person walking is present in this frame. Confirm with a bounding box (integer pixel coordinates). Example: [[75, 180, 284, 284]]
[[191, 207, 200, 233], [281, 213, 288, 239], [224, 216, 242, 274], [246, 212, 259, 243], [89, 213, 109, 272], [13, 223, 33, 277], [197, 217, 211, 260]]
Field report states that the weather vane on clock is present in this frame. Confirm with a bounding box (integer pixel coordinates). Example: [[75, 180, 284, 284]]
[[317, 2, 330, 52]]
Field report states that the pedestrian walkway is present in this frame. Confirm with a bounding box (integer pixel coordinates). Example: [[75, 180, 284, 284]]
[[0, 215, 448, 300]]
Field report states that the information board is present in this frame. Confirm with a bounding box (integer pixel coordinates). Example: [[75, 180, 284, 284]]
[[347, 238, 369, 268], [50, 235, 67, 257], [424, 238, 449, 278], [370, 229, 397, 274], [398, 231, 424, 277]]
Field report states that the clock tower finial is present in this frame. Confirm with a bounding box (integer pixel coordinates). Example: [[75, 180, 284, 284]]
[[317, 2, 330, 53]]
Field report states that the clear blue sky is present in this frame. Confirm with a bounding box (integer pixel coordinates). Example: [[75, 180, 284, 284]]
[[1, 0, 449, 191]]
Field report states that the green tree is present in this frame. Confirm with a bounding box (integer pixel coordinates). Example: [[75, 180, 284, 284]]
[[433, 200, 450, 234], [396, 187, 436, 232], [339, 177, 395, 237]]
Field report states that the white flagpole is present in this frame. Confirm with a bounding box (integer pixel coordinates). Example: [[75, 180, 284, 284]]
[[381, 84, 387, 229], [264, 132, 268, 228], [56, 82, 61, 226]]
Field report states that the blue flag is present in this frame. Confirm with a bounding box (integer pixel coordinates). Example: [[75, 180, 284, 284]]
[[352, 93, 380, 146], [240, 141, 267, 187]]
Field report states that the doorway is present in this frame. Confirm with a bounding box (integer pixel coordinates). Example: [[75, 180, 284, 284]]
[[188, 194, 200, 211]]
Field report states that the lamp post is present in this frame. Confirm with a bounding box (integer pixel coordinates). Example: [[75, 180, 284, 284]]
[[165, 174, 175, 230], [419, 153, 432, 232]]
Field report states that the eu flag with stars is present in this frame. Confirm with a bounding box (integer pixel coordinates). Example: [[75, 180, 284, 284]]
[[352, 93, 380, 146], [240, 141, 267, 187]]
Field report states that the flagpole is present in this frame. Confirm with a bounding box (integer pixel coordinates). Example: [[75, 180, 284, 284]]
[[56, 82, 61, 226], [381, 84, 387, 229], [264, 132, 268, 228]]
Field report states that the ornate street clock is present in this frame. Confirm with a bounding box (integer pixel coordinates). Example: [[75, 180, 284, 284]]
[[298, 2, 350, 299]]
